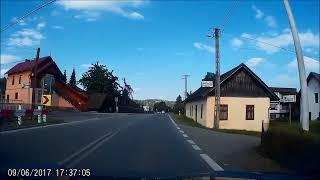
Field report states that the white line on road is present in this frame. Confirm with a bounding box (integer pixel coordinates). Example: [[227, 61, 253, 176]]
[[192, 145, 202, 150], [167, 114, 177, 126], [66, 130, 119, 167], [179, 130, 184, 133], [182, 134, 188, 138], [176, 127, 180, 130], [0, 117, 103, 134], [200, 154, 224, 171], [58, 131, 113, 166], [187, 140, 195, 144]]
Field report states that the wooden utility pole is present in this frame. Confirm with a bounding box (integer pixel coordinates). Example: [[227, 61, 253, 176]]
[[32, 48, 40, 106], [182, 75, 190, 100], [213, 28, 221, 129], [284, 0, 309, 131]]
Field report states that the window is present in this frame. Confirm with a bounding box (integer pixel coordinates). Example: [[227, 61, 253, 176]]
[[6, 95, 9, 100], [270, 103, 277, 110], [246, 105, 254, 120], [19, 75, 22, 84], [200, 104, 203, 119], [315, 93, 319, 103], [309, 112, 311, 121], [189, 105, 191, 116], [12, 76, 15, 85], [191, 105, 193, 116], [220, 104, 228, 120], [15, 92, 18, 99]]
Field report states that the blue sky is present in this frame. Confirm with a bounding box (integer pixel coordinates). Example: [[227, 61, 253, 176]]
[[1, 0, 319, 100]]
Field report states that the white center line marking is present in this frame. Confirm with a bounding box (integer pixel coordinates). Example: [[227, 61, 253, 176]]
[[200, 154, 224, 171], [192, 145, 202, 150], [182, 134, 188, 137], [179, 130, 184, 133], [187, 140, 195, 144], [176, 127, 180, 130]]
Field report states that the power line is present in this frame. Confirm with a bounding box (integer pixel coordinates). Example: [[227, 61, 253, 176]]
[[219, 0, 239, 29], [1, 0, 57, 33], [223, 31, 319, 60]]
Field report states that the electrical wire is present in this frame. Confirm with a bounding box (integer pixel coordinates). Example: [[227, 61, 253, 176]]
[[1, 0, 57, 33]]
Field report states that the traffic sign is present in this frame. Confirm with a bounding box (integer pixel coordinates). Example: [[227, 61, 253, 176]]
[[42, 95, 52, 106]]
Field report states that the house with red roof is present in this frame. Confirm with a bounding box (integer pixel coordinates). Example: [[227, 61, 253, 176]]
[[5, 56, 89, 111]]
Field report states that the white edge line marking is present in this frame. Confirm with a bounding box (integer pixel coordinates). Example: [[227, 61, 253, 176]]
[[58, 131, 112, 166], [66, 131, 119, 167], [167, 114, 177, 126], [200, 154, 224, 171], [182, 134, 188, 137], [0, 117, 103, 134], [176, 127, 180, 129], [192, 144, 202, 150], [187, 140, 195, 144], [179, 130, 184, 133]]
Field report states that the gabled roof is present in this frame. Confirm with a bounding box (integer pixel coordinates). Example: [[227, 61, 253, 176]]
[[307, 72, 320, 83], [269, 87, 297, 95], [5, 56, 64, 79], [6, 56, 51, 74], [185, 63, 279, 102]]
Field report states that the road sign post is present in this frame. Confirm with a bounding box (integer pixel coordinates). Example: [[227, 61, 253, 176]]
[[115, 97, 119, 113], [15, 104, 25, 125], [34, 106, 42, 123]]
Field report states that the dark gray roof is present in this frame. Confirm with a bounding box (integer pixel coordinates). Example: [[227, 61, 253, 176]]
[[269, 87, 297, 95], [307, 72, 320, 83], [185, 63, 279, 102]]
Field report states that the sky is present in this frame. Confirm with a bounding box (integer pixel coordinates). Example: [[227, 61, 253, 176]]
[[0, 0, 319, 101]]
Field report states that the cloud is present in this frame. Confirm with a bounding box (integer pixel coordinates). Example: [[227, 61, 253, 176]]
[[0, 54, 20, 65], [251, 5, 277, 28], [252, 5, 264, 19], [193, 42, 214, 53], [240, 30, 319, 54], [37, 22, 46, 29], [230, 38, 243, 48], [11, 17, 27, 26], [8, 28, 45, 47], [288, 56, 320, 73], [265, 16, 277, 28], [74, 11, 101, 21], [272, 74, 298, 87], [57, 0, 145, 21], [80, 64, 92, 68], [245, 57, 264, 69], [52, 25, 64, 29], [51, 10, 61, 16], [1, 68, 9, 76]]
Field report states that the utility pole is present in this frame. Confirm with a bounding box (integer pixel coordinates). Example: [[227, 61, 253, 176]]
[[284, 0, 309, 131], [208, 28, 221, 129], [182, 75, 190, 100], [32, 48, 40, 106]]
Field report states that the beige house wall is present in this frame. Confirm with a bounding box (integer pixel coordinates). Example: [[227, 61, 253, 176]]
[[52, 91, 75, 109], [5, 71, 33, 104], [185, 99, 207, 127], [187, 96, 270, 132]]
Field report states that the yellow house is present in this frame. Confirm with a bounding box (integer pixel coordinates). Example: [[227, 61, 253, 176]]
[[185, 63, 279, 132]]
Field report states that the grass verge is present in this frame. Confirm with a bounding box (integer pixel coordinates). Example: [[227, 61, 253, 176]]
[[170, 113, 261, 137]]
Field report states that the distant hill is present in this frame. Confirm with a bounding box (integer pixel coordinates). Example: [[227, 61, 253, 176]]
[[134, 99, 175, 108]]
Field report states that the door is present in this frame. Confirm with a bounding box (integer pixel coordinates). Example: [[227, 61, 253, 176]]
[[195, 105, 198, 122]]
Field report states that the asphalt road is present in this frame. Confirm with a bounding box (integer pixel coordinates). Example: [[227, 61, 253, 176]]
[[0, 113, 216, 177]]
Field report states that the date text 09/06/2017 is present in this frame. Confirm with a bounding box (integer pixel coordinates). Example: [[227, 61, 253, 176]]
[[7, 168, 91, 177]]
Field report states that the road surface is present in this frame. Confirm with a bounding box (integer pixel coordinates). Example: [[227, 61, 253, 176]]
[[0, 113, 219, 177]]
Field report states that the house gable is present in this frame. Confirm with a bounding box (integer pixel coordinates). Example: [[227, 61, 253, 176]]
[[219, 68, 271, 97]]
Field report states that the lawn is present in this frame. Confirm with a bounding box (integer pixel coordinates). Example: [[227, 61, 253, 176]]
[[170, 113, 261, 137], [0, 116, 64, 132]]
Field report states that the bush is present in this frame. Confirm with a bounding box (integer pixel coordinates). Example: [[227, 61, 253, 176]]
[[261, 122, 320, 175]]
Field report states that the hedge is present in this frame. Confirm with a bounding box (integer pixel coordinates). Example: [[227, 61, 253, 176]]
[[260, 122, 320, 175]]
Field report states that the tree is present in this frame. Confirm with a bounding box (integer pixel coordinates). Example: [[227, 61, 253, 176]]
[[79, 62, 120, 96], [63, 69, 67, 83], [69, 68, 77, 87], [173, 95, 185, 114], [153, 101, 169, 112], [120, 78, 133, 105]]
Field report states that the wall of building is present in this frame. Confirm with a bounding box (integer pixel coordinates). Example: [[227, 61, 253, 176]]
[[308, 78, 320, 120], [188, 97, 270, 131], [185, 99, 207, 127], [52, 91, 75, 109], [5, 71, 33, 104]]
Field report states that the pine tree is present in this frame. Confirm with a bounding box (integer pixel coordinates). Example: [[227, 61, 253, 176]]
[[69, 68, 77, 87], [63, 70, 67, 83]]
